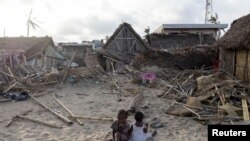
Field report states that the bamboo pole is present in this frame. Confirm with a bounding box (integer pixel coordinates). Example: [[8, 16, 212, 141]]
[[70, 115, 113, 122], [29, 95, 73, 124], [16, 115, 63, 128], [53, 97, 84, 126]]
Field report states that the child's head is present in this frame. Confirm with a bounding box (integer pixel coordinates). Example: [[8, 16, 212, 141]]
[[117, 109, 128, 123], [134, 111, 144, 122]]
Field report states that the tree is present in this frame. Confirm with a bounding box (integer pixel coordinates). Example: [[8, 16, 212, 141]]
[[27, 9, 40, 37], [208, 13, 225, 39], [144, 26, 150, 34], [209, 13, 220, 24]]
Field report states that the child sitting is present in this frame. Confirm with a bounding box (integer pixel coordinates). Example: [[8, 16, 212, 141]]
[[129, 111, 157, 141], [111, 109, 131, 141]]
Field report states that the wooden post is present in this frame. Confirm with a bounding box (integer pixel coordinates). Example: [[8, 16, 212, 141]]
[[29, 95, 73, 124], [61, 52, 76, 83], [53, 97, 84, 126]]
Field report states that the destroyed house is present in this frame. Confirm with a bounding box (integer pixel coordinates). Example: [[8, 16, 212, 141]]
[[150, 24, 228, 49], [59, 42, 93, 66], [0, 37, 64, 69], [216, 14, 250, 82], [101, 22, 148, 72]]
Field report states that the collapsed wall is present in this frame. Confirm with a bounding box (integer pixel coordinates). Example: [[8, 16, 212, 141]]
[[131, 47, 217, 70]]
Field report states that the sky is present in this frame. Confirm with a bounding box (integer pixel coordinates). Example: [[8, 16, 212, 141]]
[[0, 0, 249, 43]]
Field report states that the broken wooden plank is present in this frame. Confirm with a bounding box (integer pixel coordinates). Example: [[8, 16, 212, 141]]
[[53, 97, 84, 126], [29, 95, 73, 124], [16, 115, 63, 128], [242, 98, 250, 121]]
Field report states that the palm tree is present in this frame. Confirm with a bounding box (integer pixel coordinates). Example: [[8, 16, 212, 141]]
[[209, 13, 220, 24], [209, 13, 225, 39], [27, 9, 40, 37], [144, 26, 150, 34]]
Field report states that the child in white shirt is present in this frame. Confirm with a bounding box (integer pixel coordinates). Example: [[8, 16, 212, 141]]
[[129, 111, 156, 141]]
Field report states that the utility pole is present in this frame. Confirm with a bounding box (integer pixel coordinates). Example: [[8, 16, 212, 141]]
[[3, 28, 5, 37], [205, 0, 213, 24]]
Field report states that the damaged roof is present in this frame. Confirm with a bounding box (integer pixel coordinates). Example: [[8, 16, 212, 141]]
[[0, 36, 55, 60], [103, 22, 148, 50], [215, 13, 250, 49], [161, 24, 228, 29]]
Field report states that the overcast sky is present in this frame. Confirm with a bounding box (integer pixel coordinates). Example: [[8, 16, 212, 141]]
[[0, 0, 249, 42]]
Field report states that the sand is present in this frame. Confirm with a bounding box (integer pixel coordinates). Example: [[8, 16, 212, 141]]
[[0, 75, 207, 141]]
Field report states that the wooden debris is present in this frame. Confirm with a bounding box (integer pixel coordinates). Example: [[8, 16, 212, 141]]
[[127, 89, 144, 114], [183, 106, 201, 119], [3, 82, 17, 93], [70, 115, 113, 122], [61, 52, 76, 83], [242, 98, 250, 121], [29, 95, 73, 124], [53, 97, 84, 126], [219, 103, 241, 117], [16, 115, 63, 129], [5, 117, 15, 127]]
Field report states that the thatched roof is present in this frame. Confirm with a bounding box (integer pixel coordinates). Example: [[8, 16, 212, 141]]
[[103, 22, 148, 50], [215, 13, 250, 49], [0, 37, 55, 60]]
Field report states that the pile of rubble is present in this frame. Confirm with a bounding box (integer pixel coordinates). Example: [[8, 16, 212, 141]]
[[131, 48, 216, 70], [162, 71, 250, 124]]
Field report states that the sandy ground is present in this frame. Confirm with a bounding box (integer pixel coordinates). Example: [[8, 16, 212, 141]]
[[0, 75, 207, 141]]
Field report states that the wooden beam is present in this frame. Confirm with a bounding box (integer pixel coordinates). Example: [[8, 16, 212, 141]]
[[53, 97, 84, 126], [16, 115, 63, 128], [129, 39, 136, 53], [29, 95, 73, 124]]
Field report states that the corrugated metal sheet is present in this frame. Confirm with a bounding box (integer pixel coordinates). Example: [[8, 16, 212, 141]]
[[161, 24, 228, 29]]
